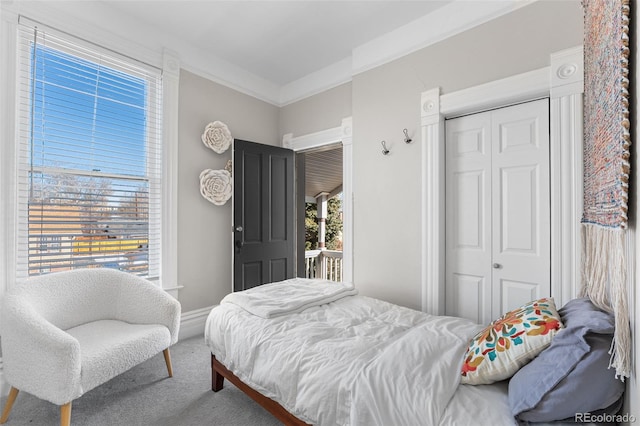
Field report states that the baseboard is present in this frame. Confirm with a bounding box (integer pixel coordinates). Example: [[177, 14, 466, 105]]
[[0, 306, 215, 399], [178, 305, 214, 340]]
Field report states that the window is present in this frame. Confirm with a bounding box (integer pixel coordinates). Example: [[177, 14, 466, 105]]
[[16, 21, 162, 279]]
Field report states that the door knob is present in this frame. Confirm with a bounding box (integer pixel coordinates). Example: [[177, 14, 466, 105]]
[[493, 263, 502, 269], [235, 226, 243, 232]]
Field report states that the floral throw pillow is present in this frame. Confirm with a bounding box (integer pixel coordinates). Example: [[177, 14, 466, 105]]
[[460, 298, 563, 385]]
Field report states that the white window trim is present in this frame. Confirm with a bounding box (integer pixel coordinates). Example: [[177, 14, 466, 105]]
[[0, 9, 19, 400], [161, 49, 181, 298], [283, 117, 354, 283], [0, 13, 182, 297], [420, 45, 584, 315], [0, 10, 19, 300], [0, 10, 181, 397]]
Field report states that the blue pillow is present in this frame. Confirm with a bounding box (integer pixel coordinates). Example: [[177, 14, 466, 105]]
[[508, 298, 624, 422]]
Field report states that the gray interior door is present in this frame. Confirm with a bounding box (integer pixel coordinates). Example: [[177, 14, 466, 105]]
[[233, 139, 295, 291]]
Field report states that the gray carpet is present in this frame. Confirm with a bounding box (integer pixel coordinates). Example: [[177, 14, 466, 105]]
[[0, 336, 282, 426]]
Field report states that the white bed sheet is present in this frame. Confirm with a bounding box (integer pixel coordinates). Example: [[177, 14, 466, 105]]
[[205, 293, 517, 426]]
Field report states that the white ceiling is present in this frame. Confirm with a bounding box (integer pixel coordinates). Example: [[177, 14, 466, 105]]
[[5, 0, 535, 105], [105, 1, 449, 86]]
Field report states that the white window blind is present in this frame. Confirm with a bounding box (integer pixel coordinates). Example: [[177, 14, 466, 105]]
[[16, 19, 163, 279]]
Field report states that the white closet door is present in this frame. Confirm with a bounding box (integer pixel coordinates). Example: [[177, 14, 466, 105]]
[[445, 111, 493, 325], [445, 99, 550, 324], [491, 99, 550, 317]]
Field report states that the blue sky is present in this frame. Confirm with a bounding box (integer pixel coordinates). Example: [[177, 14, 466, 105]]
[[31, 44, 148, 178]]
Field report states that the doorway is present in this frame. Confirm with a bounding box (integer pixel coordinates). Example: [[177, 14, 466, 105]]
[[444, 99, 551, 324], [232, 123, 353, 290], [298, 145, 344, 281], [421, 48, 584, 316], [284, 116, 354, 283]]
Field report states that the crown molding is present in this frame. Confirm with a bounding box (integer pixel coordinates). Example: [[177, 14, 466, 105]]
[[1, 0, 540, 107], [279, 57, 352, 107], [282, 0, 539, 105], [352, 0, 538, 77]]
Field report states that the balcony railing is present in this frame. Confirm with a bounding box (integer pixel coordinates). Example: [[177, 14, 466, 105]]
[[304, 250, 343, 282]]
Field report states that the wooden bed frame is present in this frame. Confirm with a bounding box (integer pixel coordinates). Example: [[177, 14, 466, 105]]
[[211, 354, 312, 426]]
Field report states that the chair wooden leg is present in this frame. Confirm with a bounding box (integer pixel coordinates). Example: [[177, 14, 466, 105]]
[[60, 402, 72, 426], [163, 348, 174, 377], [0, 387, 19, 424]]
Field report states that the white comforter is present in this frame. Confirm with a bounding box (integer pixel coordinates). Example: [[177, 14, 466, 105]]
[[220, 277, 358, 318], [205, 280, 516, 426]]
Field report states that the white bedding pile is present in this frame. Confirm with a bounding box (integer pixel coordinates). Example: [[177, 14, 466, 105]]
[[220, 277, 358, 318], [205, 278, 516, 426]]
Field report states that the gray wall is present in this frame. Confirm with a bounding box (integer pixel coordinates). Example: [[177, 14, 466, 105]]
[[279, 0, 583, 310], [178, 1, 583, 313], [177, 70, 279, 312], [352, 0, 582, 309], [279, 82, 352, 137]]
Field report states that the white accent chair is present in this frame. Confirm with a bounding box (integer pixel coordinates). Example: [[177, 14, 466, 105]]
[[0, 268, 181, 426]]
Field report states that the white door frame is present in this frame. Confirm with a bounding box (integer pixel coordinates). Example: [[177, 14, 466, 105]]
[[421, 46, 584, 315], [283, 117, 354, 283]]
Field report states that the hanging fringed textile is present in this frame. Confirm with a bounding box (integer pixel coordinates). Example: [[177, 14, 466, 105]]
[[581, 0, 631, 380], [580, 227, 630, 379]]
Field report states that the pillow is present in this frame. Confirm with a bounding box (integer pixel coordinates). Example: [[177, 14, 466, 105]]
[[509, 298, 624, 422], [460, 298, 563, 385]]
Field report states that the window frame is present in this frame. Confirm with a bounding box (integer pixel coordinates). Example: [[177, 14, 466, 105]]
[[17, 22, 162, 279], [0, 13, 180, 297]]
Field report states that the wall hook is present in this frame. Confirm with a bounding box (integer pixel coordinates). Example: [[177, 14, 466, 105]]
[[403, 128, 412, 144], [381, 140, 390, 155]]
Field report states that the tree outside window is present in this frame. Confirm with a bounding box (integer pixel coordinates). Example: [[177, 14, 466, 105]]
[[305, 197, 342, 251]]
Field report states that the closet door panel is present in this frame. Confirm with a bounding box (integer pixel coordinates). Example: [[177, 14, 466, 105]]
[[445, 112, 493, 325], [500, 278, 541, 313], [445, 99, 551, 323], [448, 273, 488, 325], [491, 99, 551, 316]]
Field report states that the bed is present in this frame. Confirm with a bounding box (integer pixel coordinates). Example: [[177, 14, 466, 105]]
[[204, 278, 624, 426]]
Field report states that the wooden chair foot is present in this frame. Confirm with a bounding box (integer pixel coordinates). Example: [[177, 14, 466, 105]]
[[163, 348, 174, 377], [0, 387, 19, 424], [60, 402, 72, 426]]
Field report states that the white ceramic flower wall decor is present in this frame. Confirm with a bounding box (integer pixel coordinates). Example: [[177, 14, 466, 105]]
[[199, 169, 232, 205], [201, 121, 232, 154]]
